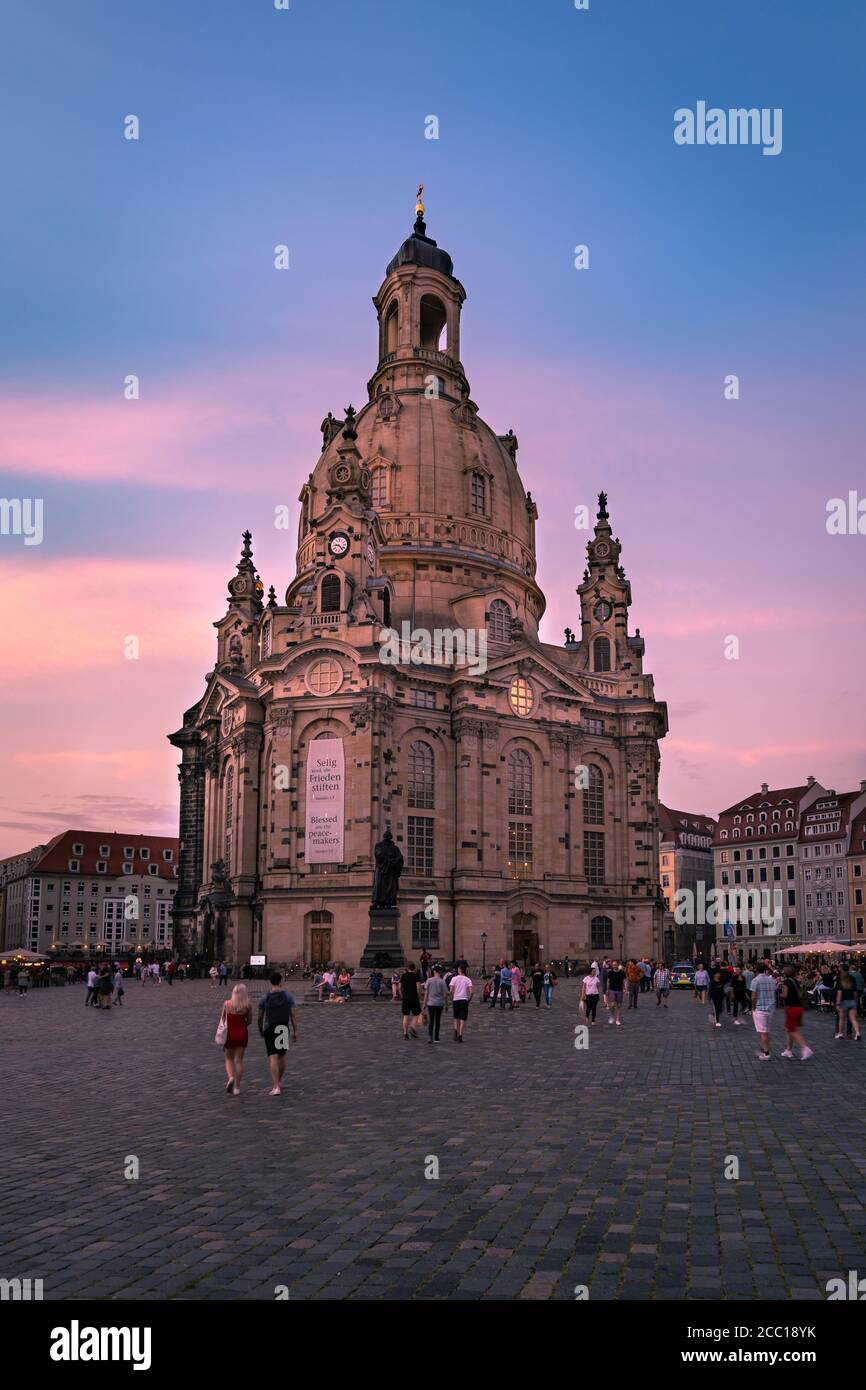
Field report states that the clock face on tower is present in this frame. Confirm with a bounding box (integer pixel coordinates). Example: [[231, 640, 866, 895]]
[[594, 599, 612, 623], [366, 540, 375, 569], [329, 533, 349, 558]]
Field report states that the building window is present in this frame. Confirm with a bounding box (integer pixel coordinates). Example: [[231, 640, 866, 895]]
[[583, 765, 604, 825], [508, 749, 533, 816], [470, 471, 486, 516], [409, 689, 435, 708], [371, 468, 388, 508], [488, 599, 511, 642], [320, 574, 341, 614], [261, 623, 272, 660], [96, 861, 107, 874], [72, 842, 84, 856], [508, 821, 533, 878], [411, 910, 439, 949], [407, 817, 434, 875], [163, 849, 173, 862], [408, 741, 434, 809], [584, 716, 604, 735], [593, 636, 611, 672], [306, 658, 342, 696], [124, 846, 134, 858], [68, 859, 80, 872], [224, 764, 234, 868], [590, 915, 613, 950], [584, 831, 605, 884], [508, 677, 533, 717]]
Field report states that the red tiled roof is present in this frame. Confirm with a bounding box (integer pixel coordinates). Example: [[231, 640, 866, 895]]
[[30, 831, 179, 881], [713, 785, 808, 846]]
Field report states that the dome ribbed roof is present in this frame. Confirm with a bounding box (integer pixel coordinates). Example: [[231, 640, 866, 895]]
[[385, 216, 454, 279]]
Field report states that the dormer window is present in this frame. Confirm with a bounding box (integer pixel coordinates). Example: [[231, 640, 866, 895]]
[[148, 863, 159, 876], [72, 842, 84, 856], [96, 861, 107, 874], [470, 471, 486, 516], [139, 848, 149, 860], [488, 599, 512, 643], [124, 846, 134, 859], [162, 849, 173, 862], [99, 844, 110, 856], [68, 859, 80, 872], [320, 574, 341, 613]]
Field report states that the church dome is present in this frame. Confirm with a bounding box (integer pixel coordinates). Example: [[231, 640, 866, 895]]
[[295, 197, 544, 634]]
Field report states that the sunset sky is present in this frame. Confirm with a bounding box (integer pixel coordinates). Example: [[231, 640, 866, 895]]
[[1, 0, 864, 856]]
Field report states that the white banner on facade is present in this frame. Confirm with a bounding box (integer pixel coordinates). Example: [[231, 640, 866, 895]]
[[305, 738, 345, 864]]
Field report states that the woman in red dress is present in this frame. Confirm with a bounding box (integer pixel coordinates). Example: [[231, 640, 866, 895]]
[[221, 983, 252, 1096]]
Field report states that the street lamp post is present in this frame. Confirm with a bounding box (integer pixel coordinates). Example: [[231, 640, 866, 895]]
[[481, 932, 487, 978]]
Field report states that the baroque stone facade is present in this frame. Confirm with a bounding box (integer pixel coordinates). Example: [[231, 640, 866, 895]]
[[168, 206, 668, 968]]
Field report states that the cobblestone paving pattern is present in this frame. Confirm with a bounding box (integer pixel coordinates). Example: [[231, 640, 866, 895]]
[[2, 979, 864, 1300]]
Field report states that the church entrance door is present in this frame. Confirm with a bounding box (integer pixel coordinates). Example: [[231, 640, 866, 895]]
[[310, 927, 332, 969], [512, 928, 539, 968]]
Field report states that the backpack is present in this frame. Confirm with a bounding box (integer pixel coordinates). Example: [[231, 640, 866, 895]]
[[261, 991, 292, 1030]]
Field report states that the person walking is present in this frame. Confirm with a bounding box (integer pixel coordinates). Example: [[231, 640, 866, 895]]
[[424, 966, 447, 1043], [209, 963, 218, 989], [606, 960, 625, 1025], [653, 962, 671, 1007], [498, 961, 514, 1010], [731, 967, 748, 1024], [488, 959, 505, 1009], [449, 963, 473, 1042], [626, 959, 643, 1010], [112, 967, 125, 1006], [257, 972, 298, 1096], [510, 961, 522, 1008], [835, 972, 862, 1042], [542, 963, 557, 1009], [694, 964, 709, 1005], [400, 961, 422, 1039], [750, 962, 777, 1060], [530, 962, 544, 1008], [220, 983, 253, 1095], [17, 968, 30, 997], [600, 958, 611, 1007], [97, 965, 113, 1009], [85, 966, 98, 1007], [708, 967, 726, 1027], [779, 966, 812, 1060], [580, 963, 601, 1023]]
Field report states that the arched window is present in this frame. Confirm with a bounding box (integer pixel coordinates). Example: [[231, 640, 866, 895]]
[[223, 764, 234, 868], [583, 765, 604, 824], [320, 574, 341, 613], [593, 636, 611, 672], [591, 915, 613, 950], [419, 294, 447, 351], [408, 740, 434, 809], [508, 749, 533, 816], [488, 598, 512, 642], [470, 471, 486, 516], [384, 299, 398, 355], [371, 468, 388, 508], [411, 909, 439, 949]]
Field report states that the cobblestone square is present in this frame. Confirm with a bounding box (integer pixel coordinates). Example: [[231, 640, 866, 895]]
[[2, 978, 864, 1302]]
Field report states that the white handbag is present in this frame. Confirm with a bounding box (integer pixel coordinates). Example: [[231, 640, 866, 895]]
[[214, 1004, 228, 1046]]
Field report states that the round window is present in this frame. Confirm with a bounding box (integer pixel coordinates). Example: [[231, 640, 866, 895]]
[[306, 659, 343, 697], [509, 676, 533, 717]]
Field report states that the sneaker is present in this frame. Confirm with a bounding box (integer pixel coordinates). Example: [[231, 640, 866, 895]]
[[225, 1079, 234, 1093], [616, 1020, 622, 1027], [232, 1086, 240, 1097], [800, 1047, 813, 1061], [715, 1022, 721, 1028], [268, 1086, 281, 1096], [835, 1033, 844, 1039], [733, 1020, 742, 1026], [608, 1017, 614, 1025], [756, 1052, 770, 1061], [780, 1049, 793, 1057]]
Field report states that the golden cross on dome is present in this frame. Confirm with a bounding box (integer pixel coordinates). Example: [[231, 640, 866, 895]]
[[415, 183, 425, 216]]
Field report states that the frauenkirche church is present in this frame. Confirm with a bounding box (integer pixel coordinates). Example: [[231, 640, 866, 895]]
[[169, 194, 668, 969]]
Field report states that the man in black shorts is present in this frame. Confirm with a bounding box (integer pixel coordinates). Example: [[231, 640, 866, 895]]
[[400, 961, 422, 1039], [257, 972, 298, 1096]]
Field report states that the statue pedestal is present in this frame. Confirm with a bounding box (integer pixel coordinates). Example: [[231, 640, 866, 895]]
[[359, 908, 405, 970]]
